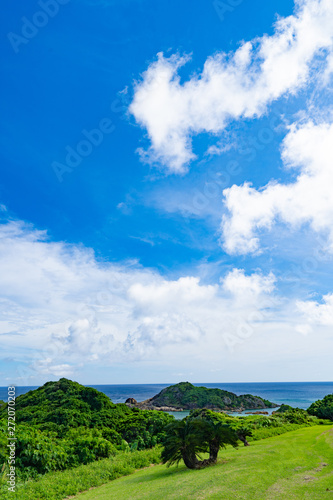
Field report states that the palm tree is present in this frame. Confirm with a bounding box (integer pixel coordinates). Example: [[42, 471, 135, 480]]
[[234, 424, 253, 446], [161, 419, 207, 469], [198, 420, 238, 463], [161, 418, 238, 469]]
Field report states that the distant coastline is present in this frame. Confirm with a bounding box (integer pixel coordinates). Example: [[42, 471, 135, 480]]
[[1, 381, 333, 411]]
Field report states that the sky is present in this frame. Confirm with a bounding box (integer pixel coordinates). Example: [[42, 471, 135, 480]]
[[1, 0, 333, 386]]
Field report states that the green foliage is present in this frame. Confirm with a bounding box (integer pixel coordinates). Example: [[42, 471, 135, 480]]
[[161, 419, 210, 468], [189, 408, 227, 422], [100, 427, 122, 445], [64, 428, 117, 467], [161, 412, 238, 469], [250, 423, 311, 440], [232, 423, 253, 445], [1, 378, 120, 434], [12, 426, 69, 476], [0, 447, 162, 499], [64, 426, 333, 500], [151, 382, 277, 410], [0, 422, 118, 479], [187, 407, 330, 446], [0, 379, 173, 479], [276, 404, 294, 413], [307, 394, 333, 421]]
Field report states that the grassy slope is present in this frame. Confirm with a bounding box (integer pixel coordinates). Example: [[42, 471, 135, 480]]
[[74, 425, 333, 500]]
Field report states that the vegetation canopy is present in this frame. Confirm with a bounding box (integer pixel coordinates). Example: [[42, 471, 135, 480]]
[[307, 394, 333, 421], [0, 378, 173, 478], [161, 410, 238, 469], [150, 382, 278, 410]]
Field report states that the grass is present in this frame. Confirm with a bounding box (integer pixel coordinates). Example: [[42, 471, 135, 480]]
[[73, 425, 333, 500], [0, 448, 161, 500], [250, 422, 321, 441]]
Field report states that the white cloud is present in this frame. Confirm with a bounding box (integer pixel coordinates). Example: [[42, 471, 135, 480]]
[[222, 121, 333, 254], [223, 269, 276, 297], [0, 219, 283, 382], [297, 293, 333, 325], [129, 277, 216, 311], [31, 360, 74, 378], [130, 0, 333, 172], [123, 314, 204, 360]]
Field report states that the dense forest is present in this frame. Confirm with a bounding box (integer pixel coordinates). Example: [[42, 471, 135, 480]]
[[146, 381, 278, 410], [0, 378, 172, 478]]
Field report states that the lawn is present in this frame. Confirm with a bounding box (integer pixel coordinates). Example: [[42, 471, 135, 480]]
[[74, 425, 333, 500]]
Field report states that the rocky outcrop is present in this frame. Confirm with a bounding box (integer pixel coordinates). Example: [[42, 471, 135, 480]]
[[245, 411, 269, 415], [126, 398, 184, 412], [125, 397, 137, 404]]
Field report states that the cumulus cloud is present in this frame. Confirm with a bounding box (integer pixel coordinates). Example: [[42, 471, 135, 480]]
[[222, 268, 276, 297], [297, 293, 333, 326], [123, 314, 204, 360], [128, 277, 217, 312], [222, 121, 333, 254], [0, 219, 282, 382], [130, 0, 333, 172]]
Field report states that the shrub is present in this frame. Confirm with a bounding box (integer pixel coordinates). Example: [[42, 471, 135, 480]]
[[0, 447, 162, 500], [307, 394, 333, 421]]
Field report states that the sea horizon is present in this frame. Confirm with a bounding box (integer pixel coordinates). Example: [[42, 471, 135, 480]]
[[1, 381, 333, 413]]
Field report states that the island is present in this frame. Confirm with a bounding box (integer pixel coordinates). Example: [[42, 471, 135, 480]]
[[125, 382, 279, 412]]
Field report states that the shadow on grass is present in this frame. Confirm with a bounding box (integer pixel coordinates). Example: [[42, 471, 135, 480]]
[[124, 458, 234, 485]]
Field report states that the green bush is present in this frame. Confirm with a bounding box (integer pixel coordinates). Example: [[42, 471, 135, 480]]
[[64, 428, 117, 466], [0, 379, 173, 479], [307, 394, 333, 421], [250, 423, 311, 440], [0, 447, 162, 500]]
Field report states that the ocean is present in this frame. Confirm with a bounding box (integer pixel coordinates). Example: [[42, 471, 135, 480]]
[[1, 381, 333, 414]]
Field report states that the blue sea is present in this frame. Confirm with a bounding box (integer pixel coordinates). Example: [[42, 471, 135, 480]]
[[1, 382, 333, 418]]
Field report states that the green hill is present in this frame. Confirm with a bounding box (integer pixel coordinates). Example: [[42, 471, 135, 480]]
[[7, 378, 119, 427], [74, 425, 333, 500], [147, 382, 278, 410], [7, 425, 332, 499], [0, 378, 172, 437], [0, 378, 173, 477]]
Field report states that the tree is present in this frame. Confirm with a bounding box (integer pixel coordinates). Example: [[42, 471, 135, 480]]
[[197, 419, 238, 463], [161, 419, 207, 469], [161, 417, 238, 469], [234, 424, 253, 446], [307, 394, 333, 421]]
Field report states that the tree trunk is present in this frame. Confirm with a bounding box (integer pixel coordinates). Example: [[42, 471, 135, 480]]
[[208, 442, 220, 464], [182, 452, 199, 469], [182, 452, 214, 469], [238, 435, 250, 446]]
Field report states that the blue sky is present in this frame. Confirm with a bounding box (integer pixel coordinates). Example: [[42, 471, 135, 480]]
[[1, 0, 333, 385]]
